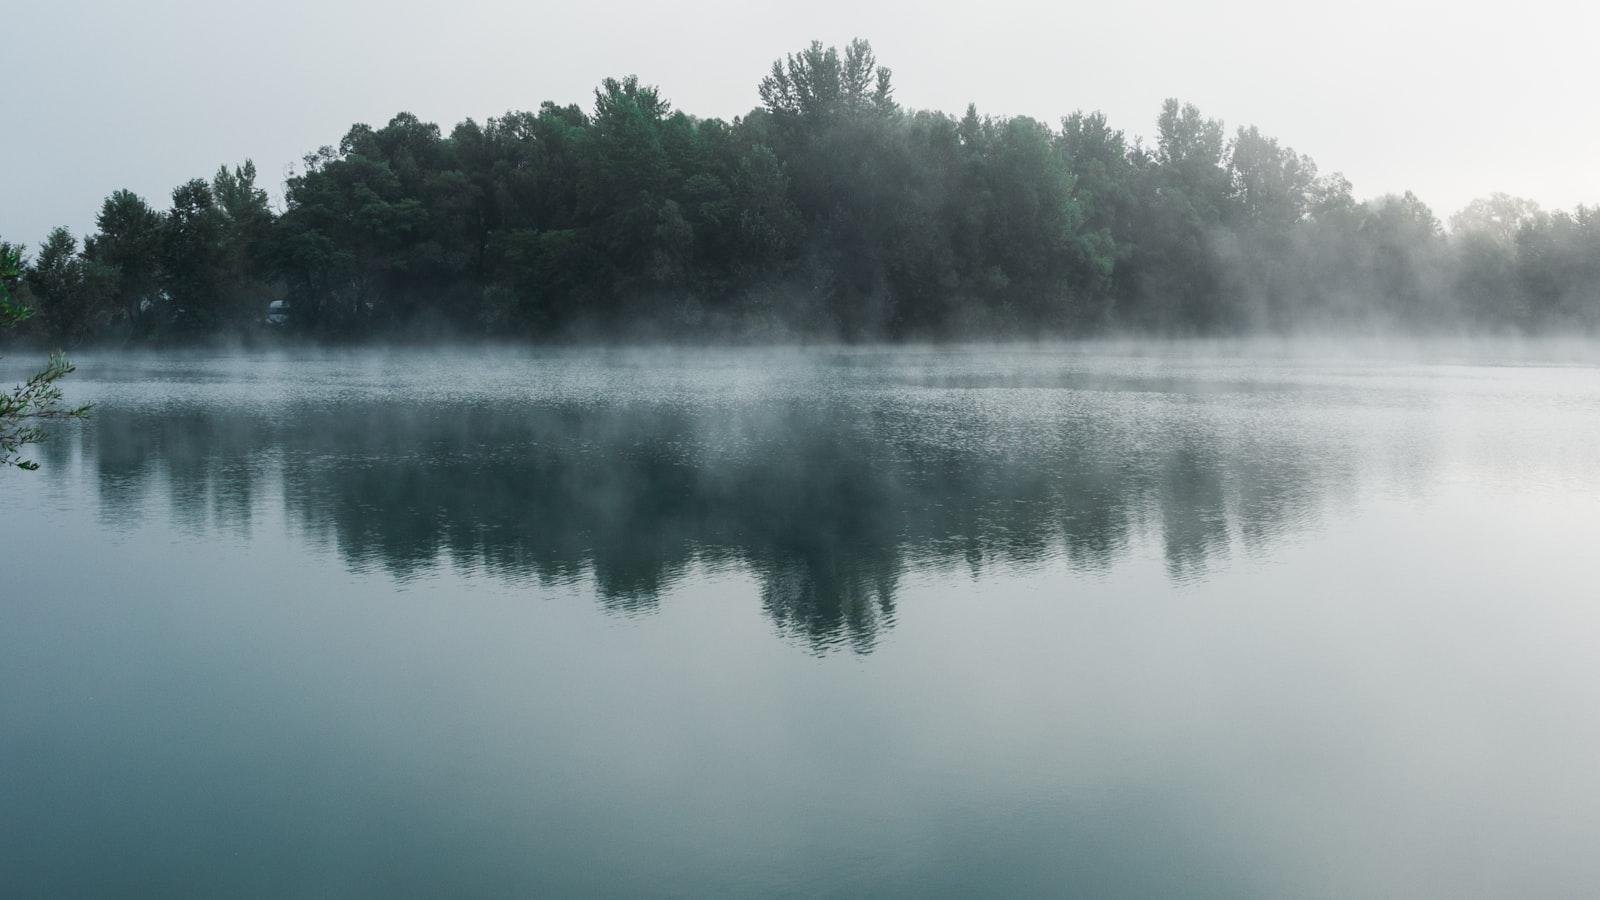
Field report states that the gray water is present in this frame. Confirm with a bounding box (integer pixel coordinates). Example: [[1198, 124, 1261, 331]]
[[6, 345, 1600, 898]]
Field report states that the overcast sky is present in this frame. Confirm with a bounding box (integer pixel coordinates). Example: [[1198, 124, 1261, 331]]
[[4, 0, 1597, 247]]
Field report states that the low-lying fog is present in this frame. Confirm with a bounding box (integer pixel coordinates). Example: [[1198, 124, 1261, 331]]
[[6, 340, 1600, 898]]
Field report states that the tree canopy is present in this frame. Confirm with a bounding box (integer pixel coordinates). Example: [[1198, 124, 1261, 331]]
[[6, 38, 1600, 344]]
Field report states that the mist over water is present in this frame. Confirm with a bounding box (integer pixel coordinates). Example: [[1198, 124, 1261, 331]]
[[8, 342, 1600, 897]]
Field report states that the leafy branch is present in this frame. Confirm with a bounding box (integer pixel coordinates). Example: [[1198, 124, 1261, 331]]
[[1, 247, 90, 470]]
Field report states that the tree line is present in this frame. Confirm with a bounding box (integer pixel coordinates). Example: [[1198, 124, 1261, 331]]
[[4, 38, 1599, 343]]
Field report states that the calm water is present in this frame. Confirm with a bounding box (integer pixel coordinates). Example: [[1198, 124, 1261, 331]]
[[6, 345, 1600, 898]]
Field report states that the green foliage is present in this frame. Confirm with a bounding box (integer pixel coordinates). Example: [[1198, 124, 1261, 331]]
[[759, 39, 895, 124], [0, 351, 90, 470], [24, 228, 117, 341], [19, 38, 1600, 342], [1, 247, 90, 471], [0, 243, 31, 327], [89, 189, 164, 330]]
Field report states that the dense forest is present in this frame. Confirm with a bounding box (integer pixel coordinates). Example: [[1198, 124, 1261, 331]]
[[4, 39, 1599, 343]]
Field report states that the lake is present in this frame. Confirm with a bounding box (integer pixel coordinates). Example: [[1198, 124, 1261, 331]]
[[6, 344, 1600, 898]]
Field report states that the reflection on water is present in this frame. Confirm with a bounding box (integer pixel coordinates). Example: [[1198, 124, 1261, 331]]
[[12, 347, 1600, 898], [43, 350, 1380, 653]]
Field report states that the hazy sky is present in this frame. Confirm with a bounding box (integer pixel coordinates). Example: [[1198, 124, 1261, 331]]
[[4, 0, 1597, 247]]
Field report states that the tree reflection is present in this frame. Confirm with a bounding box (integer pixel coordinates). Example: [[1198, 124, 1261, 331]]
[[69, 393, 1347, 653]]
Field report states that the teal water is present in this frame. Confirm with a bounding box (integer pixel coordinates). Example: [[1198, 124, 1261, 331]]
[[6, 346, 1600, 897]]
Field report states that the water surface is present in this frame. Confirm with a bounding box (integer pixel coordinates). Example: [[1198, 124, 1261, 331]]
[[6, 345, 1600, 897]]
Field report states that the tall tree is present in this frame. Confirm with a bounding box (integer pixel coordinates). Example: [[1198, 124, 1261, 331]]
[[88, 189, 164, 330], [26, 228, 116, 341]]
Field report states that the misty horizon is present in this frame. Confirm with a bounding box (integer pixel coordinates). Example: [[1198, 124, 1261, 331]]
[[5, 1, 1599, 247], [5, 79, 1597, 252], [9, 9, 1600, 897]]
